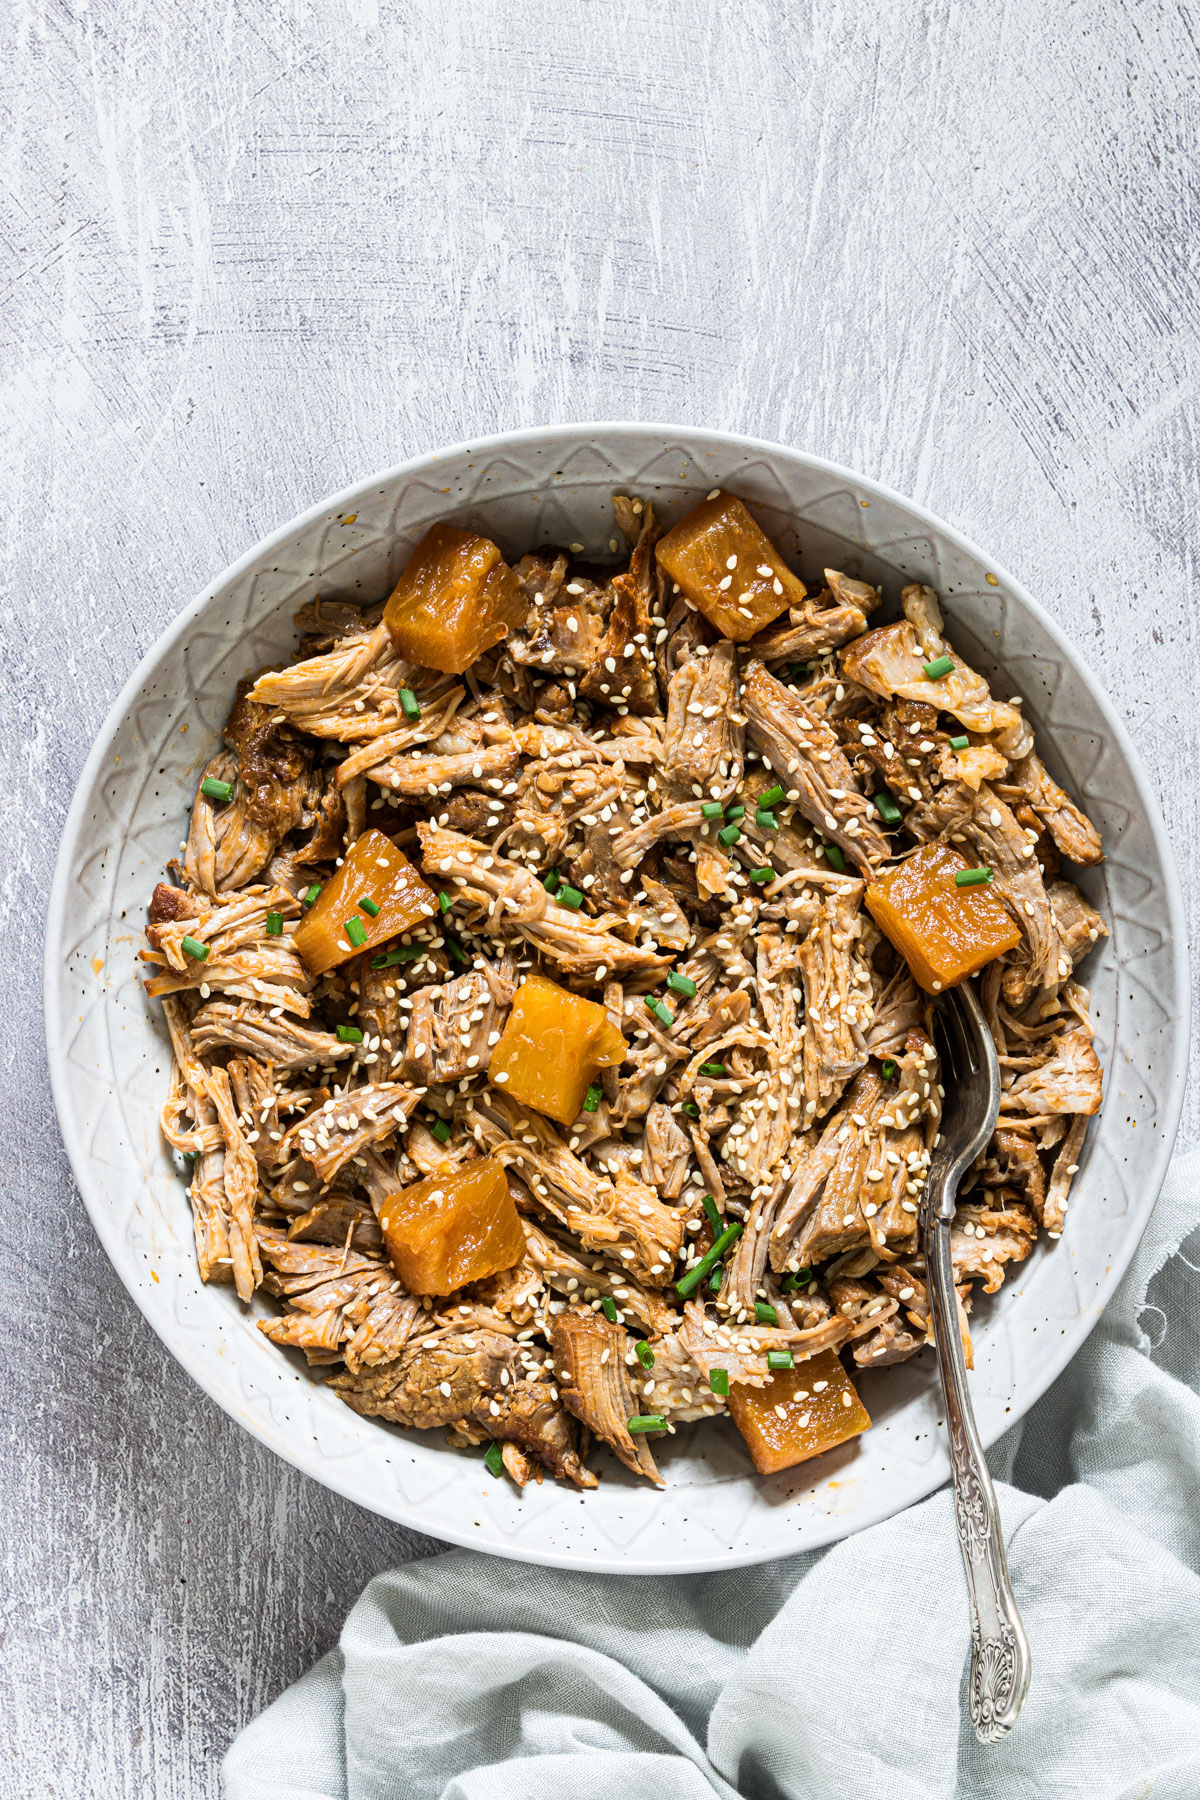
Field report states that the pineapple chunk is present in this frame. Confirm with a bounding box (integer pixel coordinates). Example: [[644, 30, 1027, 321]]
[[378, 1156, 525, 1297], [727, 1350, 870, 1474], [293, 828, 437, 976], [655, 493, 806, 641], [488, 973, 626, 1125], [383, 522, 528, 673], [865, 841, 1020, 995]]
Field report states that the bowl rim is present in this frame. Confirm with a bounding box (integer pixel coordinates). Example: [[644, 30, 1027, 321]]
[[43, 420, 1191, 1567]]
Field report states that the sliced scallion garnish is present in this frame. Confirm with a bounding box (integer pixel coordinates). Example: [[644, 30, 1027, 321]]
[[336, 1024, 363, 1043], [823, 844, 846, 871], [483, 1442, 504, 1478], [701, 801, 724, 819], [302, 884, 322, 908], [265, 912, 283, 937], [725, 803, 745, 821], [636, 1340, 654, 1369], [601, 1296, 618, 1323], [755, 1301, 778, 1326], [708, 1368, 730, 1397], [371, 943, 422, 967], [542, 869, 561, 894], [699, 1061, 726, 1077], [768, 1350, 794, 1371], [954, 866, 993, 887], [758, 784, 785, 808], [717, 823, 741, 847], [645, 996, 674, 1029], [344, 916, 368, 948], [429, 1118, 451, 1144], [627, 1415, 667, 1433], [437, 891, 451, 914], [948, 734, 970, 750], [748, 865, 774, 884], [701, 1193, 723, 1234], [880, 1058, 899, 1081], [667, 971, 696, 998], [755, 808, 778, 829], [923, 654, 955, 680], [676, 1221, 743, 1298], [399, 688, 421, 720], [359, 896, 381, 917], [445, 935, 468, 964], [181, 935, 209, 962], [558, 885, 584, 910], [201, 777, 234, 803], [582, 1085, 602, 1113], [873, 790, 902, 825]]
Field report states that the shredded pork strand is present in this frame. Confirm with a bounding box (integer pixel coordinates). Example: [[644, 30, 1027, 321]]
[[146, 492, 1106, 1493]]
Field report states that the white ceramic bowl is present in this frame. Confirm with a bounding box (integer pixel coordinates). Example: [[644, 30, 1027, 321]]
[[44, 424, 1189, 1572]]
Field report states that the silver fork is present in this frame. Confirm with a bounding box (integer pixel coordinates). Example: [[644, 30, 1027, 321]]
[[924, 981, 1032, 1742]]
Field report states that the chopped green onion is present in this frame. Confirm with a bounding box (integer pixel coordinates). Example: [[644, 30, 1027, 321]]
[[717, 823, 741, 847], [708, 1265, 723, 1294], [755, 809, 778, 830], [923, 655, 955, 680], [758, 784, 785, 808], [371, 943, 422, 967], [627, 1415, 666, 1433], [265, 912, 283, 937], [399, 688, 421, 720], [558, 885, 584, 910], [954, 867, 993, 887], [636, 1340, 654, 1369], [542, 869, 562, 895], [701, 801, 724, 819], [701, 1193, 723, 1234], [667, 971, 696, 998], [748, 866, 775, 884], [181, 935, 209, 962], [201, 777, 234, 803], [881, 1059, 899, 1081], [445, 934, 468, 964], [429, 1118, 451, 1145], [676, 1221, 743, 1299], [359, 896, 381, 917], [484, 1442, 504, 1478], [788, 662, 811, 682], [948, 734, 970, 751], [437, 891, 451, 914], [781, 1268, 812, 1291], [755, 1301, 778, 1326], [645, 996, 675, 1029], [709, 1368, 730, 1397], [699, 1061, 726, 1077], [873, 790, 903, 825], [336, 1024, 363, 1043], [601, 1296, 618, 1323], [302, 884, 322, 908], [768, 1350, 795, 1371], [680, 1100, 699, 1118], [725, 803, 745, 821], [823, 844, 846, 871], [583, 1085, 602, 1113], [344, 916, 368, 948]]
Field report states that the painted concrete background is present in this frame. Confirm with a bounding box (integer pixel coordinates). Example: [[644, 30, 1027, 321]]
[[3, 1, 1197, 1791]]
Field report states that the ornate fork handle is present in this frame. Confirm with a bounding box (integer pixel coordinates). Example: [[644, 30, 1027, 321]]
[[927, 1214, 1032, 1742]]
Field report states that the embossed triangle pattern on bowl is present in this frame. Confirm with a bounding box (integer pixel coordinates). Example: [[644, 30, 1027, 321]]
[[43, 424, 1188, 1573]]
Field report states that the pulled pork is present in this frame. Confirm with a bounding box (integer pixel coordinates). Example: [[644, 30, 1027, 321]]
[[146, 492, 1106, 1493]]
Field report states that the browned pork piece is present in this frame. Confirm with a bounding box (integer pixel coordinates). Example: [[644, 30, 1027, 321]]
[[741, 659, 891, 876], [551, 1312, 663, 1484], [746, 568, 881, 662]]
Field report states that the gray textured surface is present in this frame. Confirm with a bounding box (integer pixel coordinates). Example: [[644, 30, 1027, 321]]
[[2, 1, 1197, 1793]]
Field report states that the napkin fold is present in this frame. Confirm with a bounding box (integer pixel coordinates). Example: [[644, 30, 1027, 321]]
[[225, 1152, 1200, 1800]]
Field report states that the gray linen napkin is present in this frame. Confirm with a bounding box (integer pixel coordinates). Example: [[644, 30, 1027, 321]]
[[224, 1152, 1200, 1800]]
